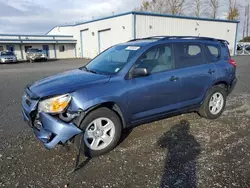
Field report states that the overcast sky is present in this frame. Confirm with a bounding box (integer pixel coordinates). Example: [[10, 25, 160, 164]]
[[0, 0, 141, 34], [0, 0, 246, 39]]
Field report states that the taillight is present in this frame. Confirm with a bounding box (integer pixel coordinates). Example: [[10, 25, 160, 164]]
[[229, 59, 236, 68]]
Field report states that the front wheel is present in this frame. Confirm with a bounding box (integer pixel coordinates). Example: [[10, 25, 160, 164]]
[[74, 107, 122, 158], [198, 85, 227, 119]]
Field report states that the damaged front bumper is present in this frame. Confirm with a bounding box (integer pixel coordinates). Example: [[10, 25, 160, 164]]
[[21, 91, 82, 149]]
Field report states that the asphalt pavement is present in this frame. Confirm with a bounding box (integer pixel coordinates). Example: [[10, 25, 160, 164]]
[[0, 57, 250, 188]]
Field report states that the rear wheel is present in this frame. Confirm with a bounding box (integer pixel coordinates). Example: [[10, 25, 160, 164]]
[[74, 107, 122, 158], [198, 85, 227, 119]]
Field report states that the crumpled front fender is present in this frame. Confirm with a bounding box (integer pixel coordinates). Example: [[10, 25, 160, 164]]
[[34, 112, 82, 149]]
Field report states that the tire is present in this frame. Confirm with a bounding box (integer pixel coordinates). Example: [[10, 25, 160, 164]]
[[74, 107, 122, 158], [198, 85, 227, 119]]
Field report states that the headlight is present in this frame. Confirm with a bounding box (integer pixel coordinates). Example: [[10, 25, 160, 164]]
[[38, 94, 71, 113], [1, 58, 5, 62]]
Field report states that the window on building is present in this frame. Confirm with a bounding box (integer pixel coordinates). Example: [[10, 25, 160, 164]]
[[59, 45, 65, 52], [174, 43, 206, 68], [0, 46, 3, 51], [25, 46, 32, 52], [135, 45, 174, 74]]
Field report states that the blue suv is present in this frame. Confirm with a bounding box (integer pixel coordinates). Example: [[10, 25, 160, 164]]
[[22, 36, 237, 157]]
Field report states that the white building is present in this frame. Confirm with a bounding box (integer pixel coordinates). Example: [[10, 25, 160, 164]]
[[47, 11, 239, 59], [0, 34, 77, 61]]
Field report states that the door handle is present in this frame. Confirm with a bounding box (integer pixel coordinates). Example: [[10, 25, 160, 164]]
[[169, 76, 179, 82], [208, 69, 215, 74]]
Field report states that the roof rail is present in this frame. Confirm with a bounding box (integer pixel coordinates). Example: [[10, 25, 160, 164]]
[[128, 36, 167, 42], [128, 36, 229, 44]]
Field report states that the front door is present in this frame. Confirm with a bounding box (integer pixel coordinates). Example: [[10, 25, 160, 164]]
[[126, 44, 181, 122], [42, 45, 49, 57], [6, 45, 14, 52], [173, 42, 217, 108]]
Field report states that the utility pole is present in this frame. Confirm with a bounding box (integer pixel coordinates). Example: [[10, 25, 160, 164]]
[[247, 3, 250, 37], [243, 0, 247, 38]]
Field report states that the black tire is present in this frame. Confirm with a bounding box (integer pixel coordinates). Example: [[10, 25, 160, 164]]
[[74, 107, 122, 158], [198, 85, 227, 119]]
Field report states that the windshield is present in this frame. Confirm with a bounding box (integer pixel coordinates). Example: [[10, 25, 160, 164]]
[[85, 45, 140, 75], [1, 52, 14, 56], [28, 49, 43, 53]]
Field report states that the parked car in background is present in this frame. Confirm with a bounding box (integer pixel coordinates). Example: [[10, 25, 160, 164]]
[[0, 51, 17, 64], [26, 48, 48, 62], [22, 36, 237, 158]]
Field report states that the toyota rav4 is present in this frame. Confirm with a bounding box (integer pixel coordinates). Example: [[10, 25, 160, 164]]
[[22, 36, 237, 157]]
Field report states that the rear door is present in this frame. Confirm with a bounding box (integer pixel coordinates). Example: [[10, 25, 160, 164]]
[[174, 42, 217, 108]]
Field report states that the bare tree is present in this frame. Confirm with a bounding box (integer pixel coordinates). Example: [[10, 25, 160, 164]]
[[167, 0, 186, 15], [227, 0, 240, 20], [137, 0, 187, 15], [138, 0, 151, 11], [194, 0, 202, 17], [208, 0, 220, 18]]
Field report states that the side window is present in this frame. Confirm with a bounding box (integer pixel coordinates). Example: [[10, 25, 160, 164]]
[[205, 44, 220, 62], [59, 45, 65, 52], [174, 43, 206, 68], [135, 45, 174, 74], [188, 45, 201, 55], [25, 46, 32, 52]]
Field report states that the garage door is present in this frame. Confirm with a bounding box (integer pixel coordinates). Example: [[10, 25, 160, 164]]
[[98, 29, 112, 53], [80, 29, 90, 58]]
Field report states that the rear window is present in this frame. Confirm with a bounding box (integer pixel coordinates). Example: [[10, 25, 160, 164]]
[[221, 42, 231, 60]]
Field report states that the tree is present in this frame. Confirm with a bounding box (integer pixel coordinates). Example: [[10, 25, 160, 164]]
[[168, 0, 186, 15], [239, 36, 250, 42], [227, 0, 240, 20], [194, 0, 202, 17], [137, 0, 187, 15], [139, 0, 151, 11], [208, 0, 220, 18]]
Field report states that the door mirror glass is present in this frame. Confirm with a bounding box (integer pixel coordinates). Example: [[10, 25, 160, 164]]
[[131, 68, 148, 78]]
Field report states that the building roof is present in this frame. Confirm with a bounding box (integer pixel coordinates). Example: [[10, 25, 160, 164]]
[[0, 34, 76, 44], [47, 11, 240, 34]]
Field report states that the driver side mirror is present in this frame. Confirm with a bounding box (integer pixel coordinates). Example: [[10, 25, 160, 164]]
[[131, 68, 149, 78]]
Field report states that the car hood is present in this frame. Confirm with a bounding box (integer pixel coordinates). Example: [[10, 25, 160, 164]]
[[29, 69, 111, 98]]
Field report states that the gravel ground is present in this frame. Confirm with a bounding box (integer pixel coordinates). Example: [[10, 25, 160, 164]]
[[0, 57, 250, 188]]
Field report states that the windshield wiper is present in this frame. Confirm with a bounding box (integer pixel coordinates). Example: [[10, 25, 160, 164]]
[[80, 66, 98, 74]]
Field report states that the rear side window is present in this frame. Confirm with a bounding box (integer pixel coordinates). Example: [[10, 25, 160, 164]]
[[174, 43, 206, 68], [204, 44, 220, 62]]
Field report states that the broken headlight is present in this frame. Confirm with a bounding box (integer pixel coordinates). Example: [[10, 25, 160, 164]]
[[38, 94, 71, 114]]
